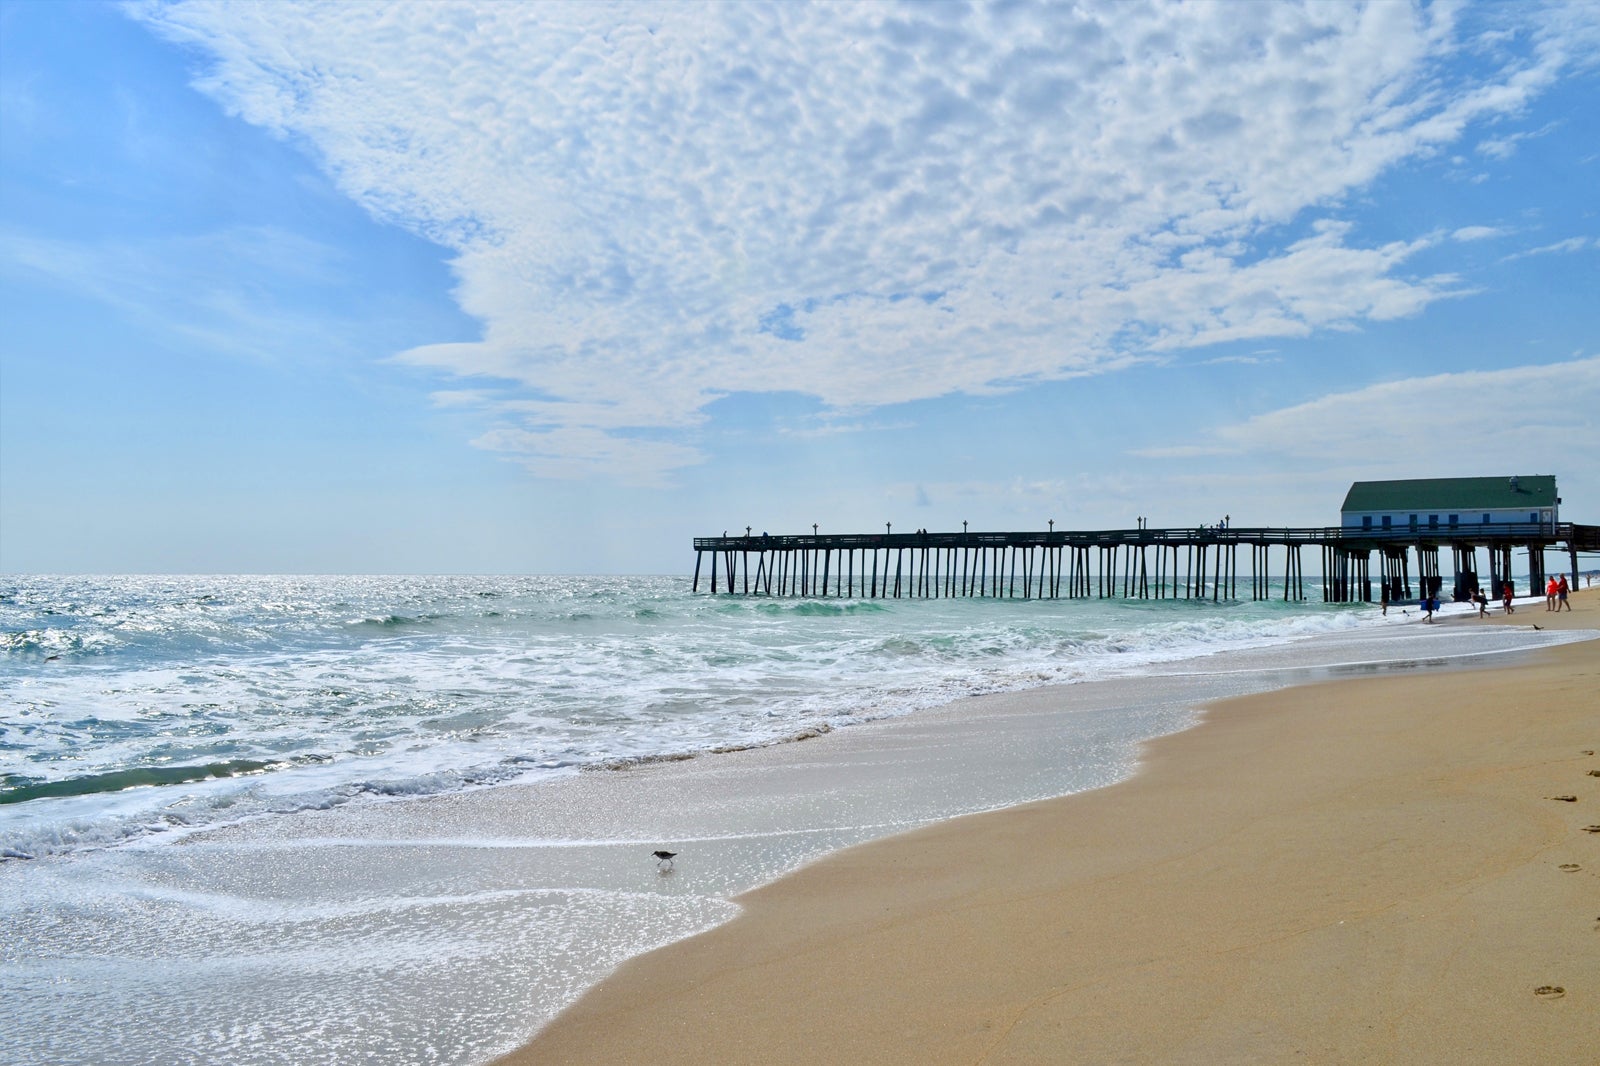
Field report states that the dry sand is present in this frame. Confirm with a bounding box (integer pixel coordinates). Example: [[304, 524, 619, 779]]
[[503, 589, 1599, 1065]]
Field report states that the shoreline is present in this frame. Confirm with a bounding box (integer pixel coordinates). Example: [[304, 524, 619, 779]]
[[506, 590, 1599, 1064], [6, 585, 1591, 1065]]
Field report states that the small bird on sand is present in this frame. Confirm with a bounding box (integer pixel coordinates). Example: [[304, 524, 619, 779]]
[[653, 850, 677, 869]]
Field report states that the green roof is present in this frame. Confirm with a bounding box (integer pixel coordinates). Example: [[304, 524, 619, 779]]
[[1341, 476, 1558, 513]]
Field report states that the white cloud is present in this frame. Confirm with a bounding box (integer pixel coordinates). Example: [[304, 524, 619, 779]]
[[1131, 356, 1600, 474], [1, 224, 352, 362], [1122, 356, 1600, 531], [428, 389, 498, 409], [1451, 225, 1506, 242], [1200, 354, 1281, 366], [470, 425, 702, 488], [129, 0, 1599, 480], [1502, 235, 1596, 261], [777, 418, 917, 439], [1477, 120, 1558, 159]]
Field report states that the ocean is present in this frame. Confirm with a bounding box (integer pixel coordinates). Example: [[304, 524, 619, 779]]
[[0, 574, 1582, 1065]]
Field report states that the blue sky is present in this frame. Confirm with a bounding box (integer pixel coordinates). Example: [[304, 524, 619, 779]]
[[2, 0, 1596, 574]]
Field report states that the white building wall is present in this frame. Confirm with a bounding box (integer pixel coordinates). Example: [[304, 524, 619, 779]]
[[1341, 505, 1558, 531]]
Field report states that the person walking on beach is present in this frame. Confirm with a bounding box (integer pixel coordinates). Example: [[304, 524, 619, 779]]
[[1474, 587, 1489, 618], [1502, 579, 1515, 615], [1557, 575, 1571, 611], [1380, 585, 1389, 616], [1546, 576, 1559, 611], [1421, 595, 1434, 623]]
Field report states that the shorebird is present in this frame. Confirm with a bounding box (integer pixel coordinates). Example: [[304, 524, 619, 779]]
[[653, 850, 677, 869]]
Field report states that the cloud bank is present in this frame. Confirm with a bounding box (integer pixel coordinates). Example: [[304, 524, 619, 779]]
[[1133, 355, 1600, 470], [132, 0, 1598, 482]]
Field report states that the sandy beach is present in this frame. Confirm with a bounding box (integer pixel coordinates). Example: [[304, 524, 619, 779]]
[[507, 588, 1599, 1065]]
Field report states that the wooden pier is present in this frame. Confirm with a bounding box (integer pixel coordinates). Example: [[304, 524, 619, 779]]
[[692, 523, 1599, 603]]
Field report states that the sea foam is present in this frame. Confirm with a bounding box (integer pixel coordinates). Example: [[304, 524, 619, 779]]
[[1, 575, 1587, 1066]]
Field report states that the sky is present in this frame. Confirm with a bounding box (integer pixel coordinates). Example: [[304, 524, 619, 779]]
[[2, 0, 1597, 575]]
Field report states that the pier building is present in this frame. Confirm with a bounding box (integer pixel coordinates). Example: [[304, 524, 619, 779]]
[[1341, 475, 1559, 534], [692, 477, 1597, 604]]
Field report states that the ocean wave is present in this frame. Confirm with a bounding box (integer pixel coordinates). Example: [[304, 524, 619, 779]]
[[0, 573, 1476, 865], [746, 598, 889, 616], [346, 613, 445, 630], [1, 758, 288, 806], [0, 627, 120, 657], [0, 754, 561, 861]]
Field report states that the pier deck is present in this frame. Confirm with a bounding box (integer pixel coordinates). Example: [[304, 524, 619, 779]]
[[692, 523, 1598, 603]]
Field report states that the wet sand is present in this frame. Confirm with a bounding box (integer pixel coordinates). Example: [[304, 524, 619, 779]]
[[505, 588, 1598, 1064]]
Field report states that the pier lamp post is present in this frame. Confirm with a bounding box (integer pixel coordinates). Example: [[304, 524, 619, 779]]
[[886, 522, 892, 535], [963, 520, 968, 533], [746, 526, 751, 537], [1048, 519, 1054, 533], [813, 523, 818, 536]]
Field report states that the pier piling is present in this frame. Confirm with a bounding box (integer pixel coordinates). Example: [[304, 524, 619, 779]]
[[690, 523, 1594, 603]]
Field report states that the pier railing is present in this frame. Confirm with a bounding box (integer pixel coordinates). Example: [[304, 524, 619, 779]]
[[691, 523, 1596, 603]]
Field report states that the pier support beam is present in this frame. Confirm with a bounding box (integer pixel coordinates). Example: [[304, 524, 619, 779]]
[[690, 524, 1590, 602]]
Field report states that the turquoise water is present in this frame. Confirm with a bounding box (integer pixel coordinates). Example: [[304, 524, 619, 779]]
[[3, 573, 1379, 861], [2, 574, 1584, 1066]]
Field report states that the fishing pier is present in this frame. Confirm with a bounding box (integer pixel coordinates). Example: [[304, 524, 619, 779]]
[[691, 522, 1599, 604]]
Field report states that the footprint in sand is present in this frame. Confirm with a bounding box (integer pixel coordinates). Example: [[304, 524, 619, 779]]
[[1587, 770, 1600, 778], [1584, 826, 1600, 834], [1549, 795, 1578, 802], [1534, 986, 1566, 999], [1558, 864, 1582, 872]]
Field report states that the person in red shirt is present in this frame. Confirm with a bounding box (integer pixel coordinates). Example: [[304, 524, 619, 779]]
[[1546, 576, 1559, 611], [1557, 575, 1571, 612]]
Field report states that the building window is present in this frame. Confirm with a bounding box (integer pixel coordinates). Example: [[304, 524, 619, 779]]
[[1483, 513, 1491, 524], [1530, 512, 1537, 524], [1363, 516, 1372, 529], [1382, 516, 1392, 529], [1409, 514, 1418, 529], [1428, 514, 1439, 527], [1449, 514, 1458, 526]]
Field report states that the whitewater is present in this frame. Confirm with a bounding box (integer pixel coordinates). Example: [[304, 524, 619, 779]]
[[1, 574, 1582, 1065]]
